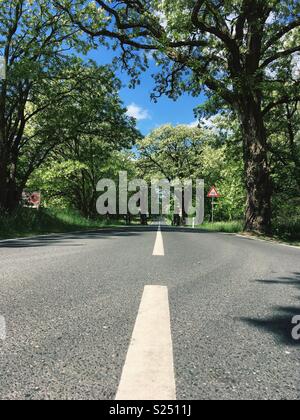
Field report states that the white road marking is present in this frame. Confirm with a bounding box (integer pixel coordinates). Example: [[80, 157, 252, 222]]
[[0, 316, 6, 340], [115, 285, 176, 401], [152, 224, 165, 256]]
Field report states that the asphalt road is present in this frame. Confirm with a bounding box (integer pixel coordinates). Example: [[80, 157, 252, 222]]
[[0, 225, 299, 400]]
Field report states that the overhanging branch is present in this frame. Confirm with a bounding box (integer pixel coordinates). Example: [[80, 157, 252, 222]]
[[263, 95, 300, 115], [264, 18, 300, 52], [261, 45, 300, 68]]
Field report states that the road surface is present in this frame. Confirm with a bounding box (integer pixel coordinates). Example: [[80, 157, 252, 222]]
[[0, 225, 299, 400]]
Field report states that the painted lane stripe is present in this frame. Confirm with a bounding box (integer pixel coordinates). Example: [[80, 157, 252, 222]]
[[152, 225, 165, 256], [0, 315, 6, 340], [115, 285, 176, 401]]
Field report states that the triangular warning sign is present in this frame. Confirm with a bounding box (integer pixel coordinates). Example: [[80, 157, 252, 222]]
[[207, 186, 220, 198]]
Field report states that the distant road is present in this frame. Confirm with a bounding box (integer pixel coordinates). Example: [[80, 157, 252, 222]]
[[0, 226, 299, 400]]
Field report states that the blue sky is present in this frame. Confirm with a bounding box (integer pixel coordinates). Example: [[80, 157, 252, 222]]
[[87, 46, 206, 135]]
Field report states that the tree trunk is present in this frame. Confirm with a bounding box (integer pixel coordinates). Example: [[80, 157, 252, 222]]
[[0, 157, 7, 212], [0, 99, 20, 213], [0, 180, 21, 214], [140, 213, 148, 225], [0, 149, 19, 213], [286, 103, 300, 191], [238, 98, 272, 234], [0, 178, 21, 213], [0, 105, 7, 212]]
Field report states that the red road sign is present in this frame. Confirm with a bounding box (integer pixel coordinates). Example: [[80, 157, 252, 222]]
[[30, 192, 41, 206], [207, 186, 221, 198]]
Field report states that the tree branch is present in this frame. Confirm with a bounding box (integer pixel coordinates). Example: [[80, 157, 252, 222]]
[[263, 95, 300, 115], [264, 18, 300, 51], [261, 45, 300, 68]]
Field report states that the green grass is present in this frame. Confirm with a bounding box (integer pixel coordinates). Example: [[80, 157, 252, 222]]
[[196, 219, 300, 246], [0, 207, 125, 239], [272, 219, 300, 243], [197, 220, 243, 233], [1, 210, 299, 246]]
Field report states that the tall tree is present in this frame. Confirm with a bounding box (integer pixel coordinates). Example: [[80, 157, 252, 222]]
[[137, 124, 206, 224], [138, 124, 205, 182], [0, 0, 89, 212], [28, 65, 139, 218], [57, 0, 300, 233]]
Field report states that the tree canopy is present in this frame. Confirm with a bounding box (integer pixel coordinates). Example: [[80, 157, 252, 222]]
[[55, 0, 300, 233], [0, 0, 139, 213]]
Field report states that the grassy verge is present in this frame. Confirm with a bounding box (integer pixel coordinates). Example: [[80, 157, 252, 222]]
[[239, 232, 300, 247], [1, 210, 299, 247], [197, 220, 243, 233], [0, 208, 126, 240], [272, 220, 300, 245], [196, 220, 300, 246]]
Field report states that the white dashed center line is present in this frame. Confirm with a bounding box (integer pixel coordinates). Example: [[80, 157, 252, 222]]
[[115, 285, 176, 401], [152, 224, 165, 256], [0, 316, 6, 340]]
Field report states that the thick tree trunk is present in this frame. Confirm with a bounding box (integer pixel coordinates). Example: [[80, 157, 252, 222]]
[[0, 159, 7, 212], [0, 148, 21, 213], [140, 213, 148, 225], [286, 104, 300, 191], [0, 141, 9, 212], [0, 110, 7, 212], [238, 98, 272, 234], [0, 94, 20, 213], [0, 180, 20, 213]]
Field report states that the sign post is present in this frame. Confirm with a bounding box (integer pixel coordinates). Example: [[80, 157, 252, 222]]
[[207, 186, 221, 223]]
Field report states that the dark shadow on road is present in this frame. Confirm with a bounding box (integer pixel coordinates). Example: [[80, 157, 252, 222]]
[[241, 272, 300, 346], [0, 229, 142, 249], [0, 225, 212, 249]]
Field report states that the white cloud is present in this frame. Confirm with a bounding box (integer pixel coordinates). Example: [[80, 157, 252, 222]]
[[145, 51, 155, 61], [185, 118, 217, 130], [200, 115, 224, 134], [126, 103, 151, 121], [185, 118, 221, 132], [201, 116, 218, 129], [187, 121, 199, 128]]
